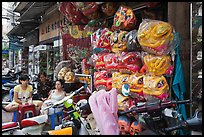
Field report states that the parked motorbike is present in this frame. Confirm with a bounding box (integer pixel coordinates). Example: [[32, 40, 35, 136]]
[[118, 99, 192, 135], [2, 114, 48, 135], [42, 99, 91, 135], [2, 70, 22, 102], [162, 109, 202, 134], [40, 86, 99, 135]]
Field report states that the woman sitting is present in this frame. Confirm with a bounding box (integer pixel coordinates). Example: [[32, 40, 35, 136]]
[[3, 74, 43, 115], [40, 79, 66, 115]]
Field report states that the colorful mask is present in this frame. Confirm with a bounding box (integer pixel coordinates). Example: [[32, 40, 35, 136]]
[[101, 2, 117, 17], [137, 19, 174, 55], [141, 54, 174, 76], [97, 29, 112, 51], [95, 53, 108, 71], [129, 120, 142, 135], [118, 52, 142, 73], [126, 29, 141, 52], [59, 2, 89, 24], [118, 115, 131, 135], [143, 75, 169, 101], [117, 93, 135, 113], [64, 71, 75, 83], [129, 73, 143, 96], [58, 67, 69, 80], [110, 30, 128, 53], [94, 70, 112, 91], [103, 53, 119, 72], [112, 6, 137, 31], [92, 28, 110, 53], [112, 72, 130, 90]]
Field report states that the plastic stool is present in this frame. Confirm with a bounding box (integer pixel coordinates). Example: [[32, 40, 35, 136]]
[[18, 104, 36, 123], [49, 106, 64, 129]]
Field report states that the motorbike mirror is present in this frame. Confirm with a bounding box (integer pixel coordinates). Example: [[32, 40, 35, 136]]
[[11, 69, 15, 73], [76, 99, 89, 110]]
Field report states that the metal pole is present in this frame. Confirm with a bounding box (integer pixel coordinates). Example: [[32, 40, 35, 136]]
[[189, 2, 193, 117]]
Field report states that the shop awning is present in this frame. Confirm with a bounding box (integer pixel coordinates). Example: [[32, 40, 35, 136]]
[[7, 22, 39, 37], [7, 2, 56, 37], [17, 2, 56, 22]]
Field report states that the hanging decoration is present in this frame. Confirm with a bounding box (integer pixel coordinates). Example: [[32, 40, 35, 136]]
[[112, 6, 137, 31]]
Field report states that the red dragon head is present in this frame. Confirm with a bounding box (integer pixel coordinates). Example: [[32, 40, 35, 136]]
[[118, 52, 142, 74], [94, 70, 112, 91], [95, 53, 109, 71]]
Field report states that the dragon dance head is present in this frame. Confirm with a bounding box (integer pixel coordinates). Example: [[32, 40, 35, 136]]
[[103, 53, 120, 72], [143, 75, 169, 101], [112, 72, 130, 91], [112, 6, 137, 31], [118, 52, 142, 73], [141, 54, 174, 76], [137, 19, 174, 55], [110, 30, 128, 53], [95, 53, 109, 71], [91, 28, 112, 52], [129, 73, 143, 96], [126, 29, 141, 52], [112, 72, 144, 97], [97, 29, 113, 51], [94, 70, 112, 91]]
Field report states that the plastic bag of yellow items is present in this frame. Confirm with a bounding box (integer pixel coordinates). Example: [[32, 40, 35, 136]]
[[137, 19, 174, 55], [140, 53, 174, 76]]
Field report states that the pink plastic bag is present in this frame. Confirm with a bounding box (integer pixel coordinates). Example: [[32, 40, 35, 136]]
[[89, 88, 119, 135]]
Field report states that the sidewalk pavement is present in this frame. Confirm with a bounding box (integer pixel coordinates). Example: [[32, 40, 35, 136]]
[[2, 109, 13, 123]]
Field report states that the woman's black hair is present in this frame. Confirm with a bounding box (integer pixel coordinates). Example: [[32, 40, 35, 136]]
[[19, 74, 30, 84], [56, 79, 65, 87], [38, 71, 47, 79]]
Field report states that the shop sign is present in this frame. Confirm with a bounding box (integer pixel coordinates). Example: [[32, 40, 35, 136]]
[[39, 11, 68, 42]]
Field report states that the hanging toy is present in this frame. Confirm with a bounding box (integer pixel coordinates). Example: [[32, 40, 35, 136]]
[[112, 5, 137, 31]]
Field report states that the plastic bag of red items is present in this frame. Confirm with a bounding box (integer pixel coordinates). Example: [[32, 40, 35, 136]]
[[59, 2, 89, 24], [71, 2, 101, 20], [91, 28, 113, 53], [112, 6, 137, 31]]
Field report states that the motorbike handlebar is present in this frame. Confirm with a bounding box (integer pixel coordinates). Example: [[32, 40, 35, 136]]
[[65, 102, 90, 116], [162, 123, 186, 132], [118, 99, 191, 115], [162, 110, 202, 133], [42, 86, 84, 111]]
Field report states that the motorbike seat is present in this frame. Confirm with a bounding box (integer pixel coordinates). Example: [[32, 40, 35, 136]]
[[2, 122, 19, 131], [3, 83, 18, 88], [21, 114, 48, 128]]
